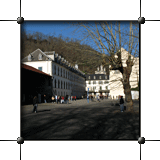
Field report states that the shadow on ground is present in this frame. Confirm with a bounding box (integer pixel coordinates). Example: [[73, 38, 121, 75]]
[[21, 104, 139, 140]]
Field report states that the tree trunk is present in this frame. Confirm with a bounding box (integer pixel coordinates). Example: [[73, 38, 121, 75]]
[[123, 68, 133, 112]]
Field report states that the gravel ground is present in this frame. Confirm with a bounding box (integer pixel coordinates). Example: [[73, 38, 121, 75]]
[[21, 99, 139, 140]]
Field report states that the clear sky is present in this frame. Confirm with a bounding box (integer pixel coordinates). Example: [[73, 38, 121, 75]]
[[22, 21, 80, 40], [22, 21, 139, 56]]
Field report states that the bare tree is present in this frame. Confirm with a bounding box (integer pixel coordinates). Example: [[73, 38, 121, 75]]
[[71, 21, 139, 112]]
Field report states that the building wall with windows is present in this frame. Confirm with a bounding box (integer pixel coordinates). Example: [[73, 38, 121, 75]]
[[22, 48, 86, 98], [86, 64, 109, 96]]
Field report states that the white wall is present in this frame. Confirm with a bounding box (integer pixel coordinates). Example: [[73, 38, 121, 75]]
[[23, 61, 52, 76], [109, 49, 139, 99], [131, 91, 139, 99]]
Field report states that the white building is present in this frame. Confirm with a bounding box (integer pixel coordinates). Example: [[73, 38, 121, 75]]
[[22, 48, 86, 98], [85, 64, 109, 96], [109, 48, 139, 99]]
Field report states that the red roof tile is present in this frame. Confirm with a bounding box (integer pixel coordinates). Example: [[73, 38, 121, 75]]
[[21, 64, 51, 77]]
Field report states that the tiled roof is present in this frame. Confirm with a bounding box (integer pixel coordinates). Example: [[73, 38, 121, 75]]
[[21, 64, 51, 77]]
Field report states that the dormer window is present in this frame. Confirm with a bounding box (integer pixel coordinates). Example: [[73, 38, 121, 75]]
[[38, 54, 42, 60], [88, 76, 90, 79], [28, 54, 32, 61]]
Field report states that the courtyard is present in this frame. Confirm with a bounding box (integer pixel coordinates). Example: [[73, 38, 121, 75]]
[[21, 99, 139, 140]]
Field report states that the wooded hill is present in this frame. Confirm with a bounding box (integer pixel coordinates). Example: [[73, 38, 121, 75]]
[[21, 31, 109, 75]]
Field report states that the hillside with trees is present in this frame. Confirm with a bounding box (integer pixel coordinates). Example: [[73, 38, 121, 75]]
[[21, 31, 109, 75]]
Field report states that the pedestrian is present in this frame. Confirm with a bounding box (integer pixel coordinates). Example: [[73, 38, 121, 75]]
[[57, 96, 60, 104], [44, 95, 47, 103], [71, 95, 72, 101], [65, 95, 69, 104], [87, 95, 89, 103], [55, 95, 58, 104], [75, 95, 76, 101], [59, 96, 62, 104], [33, 96, 38, 113], [120, 96, 124, 112], [51, 96, 55, 103], [98, 95, 100, 102]]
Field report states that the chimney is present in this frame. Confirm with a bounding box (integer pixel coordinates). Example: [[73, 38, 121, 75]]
[[53, 51, 55, 60], [55, 53, 58, 58]]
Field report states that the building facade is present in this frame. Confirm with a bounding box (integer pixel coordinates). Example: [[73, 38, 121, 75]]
[[22, 48, 86, 98], [85, 64, 110, 96], [109, 48, 139, 99]]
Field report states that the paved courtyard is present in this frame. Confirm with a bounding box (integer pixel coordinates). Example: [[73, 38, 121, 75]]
[[21, 99, 139, 140]]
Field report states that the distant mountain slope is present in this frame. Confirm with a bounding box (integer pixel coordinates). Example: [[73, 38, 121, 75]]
[[21, 32, 109, 75]]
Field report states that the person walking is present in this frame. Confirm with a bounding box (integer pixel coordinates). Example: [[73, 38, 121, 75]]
[[87, 95, 89, 103], [120, 96, 124, 112], [59, 96, 62, 104], [55, 95, 58, 104], [98, 95, 100, 102], [57, 96, 60, 104], [65, 95, 69, 104], [51, 96, 55, 103], [44, 95, 47, 103], [33, 96, 38, 113], [75, 95, 76, 101]]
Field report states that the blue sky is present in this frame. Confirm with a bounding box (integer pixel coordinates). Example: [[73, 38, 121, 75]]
[[22, 21, 139, 56], [22, 21, 79, 40]]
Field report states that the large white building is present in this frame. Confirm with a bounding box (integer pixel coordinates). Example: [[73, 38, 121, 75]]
[[109, 48, 139, 99], [22, 48, 86, 98], [85, 64, 110, 96]]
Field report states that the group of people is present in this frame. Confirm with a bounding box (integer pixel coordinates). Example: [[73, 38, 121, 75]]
[[87, 94, 109, 102], [86, 94, 125, 112], [32, 94, 125, 113], [51, 95, 76, 104], [32, 94, 77, 113]]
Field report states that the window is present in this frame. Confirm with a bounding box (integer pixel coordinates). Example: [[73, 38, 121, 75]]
[[58, 67, 59, 76], [63, 70, 65, 78], [105, 76, 107, 79], [58, 80, 60, 88], [99, 81, 103, 84], [99, 76, 101, 79], [104, 81, 108, 84], [55, 79, 57, 88], [61, 68, 62, 76], [89, 81, 91, 85], [54, 65, 56, 74], [88, 76, 90, 79], [106, 86, 108, 90], [38, 54, 42, 60], [38, 67, 42, 71], [94, 76, 96, 79], [93, 81, 96, 84], [61, 81, 63, 89], [28, 54, 32, 61], [100, 86, 102, 90]]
